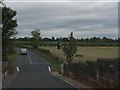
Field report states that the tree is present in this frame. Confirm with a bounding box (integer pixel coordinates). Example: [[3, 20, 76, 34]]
[[52, 36, 55, 41], [63, 32, 77, 64], [31, 29, 41, 49], [62, 37, 68, 42], [2, 6, 18, 61]]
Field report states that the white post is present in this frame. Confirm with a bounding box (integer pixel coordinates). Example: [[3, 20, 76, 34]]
[[97, 69, 99, 82], [110, 79, 113, 88], [60, 64, 64, 75]]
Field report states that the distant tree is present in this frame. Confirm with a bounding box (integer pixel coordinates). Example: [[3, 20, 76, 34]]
[[52, 36, 55, 41], [31, 29, 41, 49], [2, 6, 18, 61], [42, 37, 51, 41], [90, 37, 101, 42], [22, 37, 27, 41], [63, 32, 77, 64], [62, 37, 68, 42], [56, 38, 60, 41], [102, 37, 108, 42], [85, 38, 89, 42]]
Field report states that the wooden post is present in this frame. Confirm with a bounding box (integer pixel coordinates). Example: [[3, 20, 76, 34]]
[[60, 63, 64, 75], [69, 71, 72, 79], [57, 49, 60, 62], [97, 69, 99, 82]]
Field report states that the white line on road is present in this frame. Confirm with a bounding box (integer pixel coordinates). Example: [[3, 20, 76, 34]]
[[32, 63, 49, 65], [50, 72, 80, 89], [16, 67, 20, 72], [27, 54, 32, 64], [48, 67, 51, 72]]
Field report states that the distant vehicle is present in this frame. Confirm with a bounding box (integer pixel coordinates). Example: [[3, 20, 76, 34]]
[[20, 48, 27, 55]]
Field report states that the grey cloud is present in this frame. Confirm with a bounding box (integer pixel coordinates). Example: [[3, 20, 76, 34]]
[[5, 1, 118, 38]]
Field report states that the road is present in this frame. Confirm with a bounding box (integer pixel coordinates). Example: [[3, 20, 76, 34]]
[[5, 48, 77, 88]]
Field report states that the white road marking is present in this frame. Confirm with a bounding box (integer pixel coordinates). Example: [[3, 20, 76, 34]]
[[32, 63, 49, 65], [64, 80, 74, 86], [16, 67, 20, 72], [27, 54, 32, 64], [50, 72, 80, 89], [48, 67, 51, 72]]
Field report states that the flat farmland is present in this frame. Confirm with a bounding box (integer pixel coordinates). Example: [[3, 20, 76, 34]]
[[39, 46, 118, 62]]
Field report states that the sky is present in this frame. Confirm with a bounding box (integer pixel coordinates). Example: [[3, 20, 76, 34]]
[[4, 0, 119, 39]]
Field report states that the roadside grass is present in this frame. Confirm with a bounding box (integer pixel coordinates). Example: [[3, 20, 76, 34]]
[[6, 52, 17, 74], [7, 53, 17, 63]]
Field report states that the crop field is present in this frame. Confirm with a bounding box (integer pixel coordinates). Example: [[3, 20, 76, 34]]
[[39, 46, 118, 62], [14, 41, 119, 46], [14, 41, 118, 62]]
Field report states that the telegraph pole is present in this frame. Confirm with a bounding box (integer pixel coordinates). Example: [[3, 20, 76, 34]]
[[57, 42, 61, 62], [57, 37, 64, 74], [57, 37, 62, 61]]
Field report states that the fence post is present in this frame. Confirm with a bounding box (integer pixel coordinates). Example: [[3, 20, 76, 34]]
[[96, 59, 100, 82], [60, 63, 64, 75], [97, 69, 99, 82], [110, 79, 113, 88]]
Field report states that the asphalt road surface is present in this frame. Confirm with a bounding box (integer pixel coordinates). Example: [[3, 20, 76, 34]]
[[5, 48, 77, 88]]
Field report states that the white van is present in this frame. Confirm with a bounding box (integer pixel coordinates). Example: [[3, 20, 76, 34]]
[[20, 48, 27, 55]]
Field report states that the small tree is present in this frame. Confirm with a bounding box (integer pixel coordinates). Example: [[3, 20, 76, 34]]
[[52, 36, 55, 41], [63, 32, 77, 64], [31, 29, 41, 49]]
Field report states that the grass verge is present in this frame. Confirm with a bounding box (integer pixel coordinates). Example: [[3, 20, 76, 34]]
[[6, 53, 17, 74], [7, 53, 17, 63]]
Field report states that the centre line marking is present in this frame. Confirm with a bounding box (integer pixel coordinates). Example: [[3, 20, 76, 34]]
[[16, 67, 20, 72], [32, 63, 49, 65], [48, 67, 51, 72], [27, 54, 32, 64]]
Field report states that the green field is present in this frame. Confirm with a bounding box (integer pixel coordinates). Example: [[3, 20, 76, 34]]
[[14, 41, 119, 46], [39, 46, 118, 62], [14, 41, 118, 62]]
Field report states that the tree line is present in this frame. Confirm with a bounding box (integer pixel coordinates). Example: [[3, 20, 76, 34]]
[[12, 36, 119, 42]]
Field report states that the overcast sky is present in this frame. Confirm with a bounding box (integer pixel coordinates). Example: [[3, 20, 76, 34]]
[[5, 0, 118, 39]]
